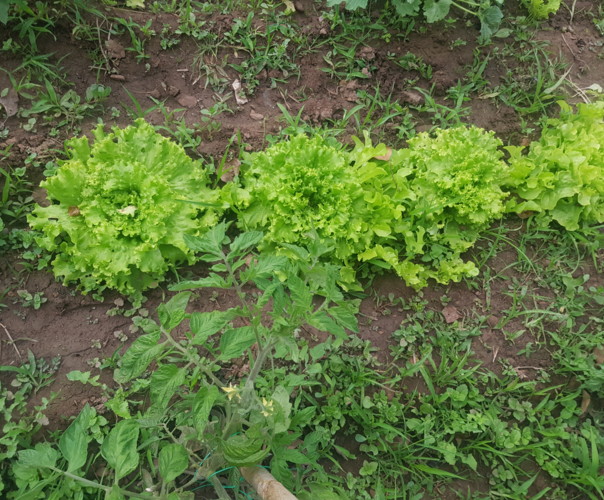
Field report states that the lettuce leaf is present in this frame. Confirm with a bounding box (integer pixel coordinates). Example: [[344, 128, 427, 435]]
[[28, 119, 222, 302], [505, 101, 604, 231], [521, 0, 561, 19], [382, 126, 509, 286], [237, 128, 508, 289]]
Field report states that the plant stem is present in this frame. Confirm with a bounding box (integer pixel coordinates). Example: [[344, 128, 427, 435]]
[[160, 327, 225, 387], [210, 475, 232, 500], [50, 468, 151, 499], [243, 338, 275, 393]]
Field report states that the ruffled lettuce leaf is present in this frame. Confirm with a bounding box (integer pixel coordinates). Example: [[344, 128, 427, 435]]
[[237, 128, 508, 289], [505, 101, 604, 231], [28, 119, 222, 302]]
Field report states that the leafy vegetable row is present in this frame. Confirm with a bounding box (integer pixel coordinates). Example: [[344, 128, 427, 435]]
[[326, 0, 561, 40], [28, 101, 604, 302]]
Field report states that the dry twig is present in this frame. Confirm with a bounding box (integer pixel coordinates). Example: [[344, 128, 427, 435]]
[[0, 322, 23, 361]]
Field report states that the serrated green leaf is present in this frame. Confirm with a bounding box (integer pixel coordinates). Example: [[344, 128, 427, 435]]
[[150, 364, 186, 409], [159, 444, 188, 483], [101, 419, 140, 482], [66, 370, 102, 386], [114, 331, 166, 384], [394, 0, 422, 17], [290, 406, 317, 428], [287, 274, 312, 311], [105, 390, 132, 419], [192, 385, 220, 436], [170, 273, 229, 290], [158, 292, 191, 331], [270, 386, 292, 433], [222, 435, 269, 466], [229, 231, 263, 256], [183, 222, 227, 256], [327, 305, 359, 333], [241, 254, 288, 281], [308, 311, 347, 339], [219, 326, 257, 361], [189, 310, 232, 345]]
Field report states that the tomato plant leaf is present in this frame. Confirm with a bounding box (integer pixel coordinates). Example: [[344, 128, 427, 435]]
[[219, 326, 257, 361], [192, 385, 220, 436], [101, 419, 140, 482], [150, 364, 186, 409], [59, 404, 94, 471], [189, 310, 232, 345], [159, 444, 188, 484], [158, 292, 191, 331], [114, 331, 166, 384]]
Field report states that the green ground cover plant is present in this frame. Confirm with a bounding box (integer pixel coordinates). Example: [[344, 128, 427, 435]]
[[27, 119, 224, 303]]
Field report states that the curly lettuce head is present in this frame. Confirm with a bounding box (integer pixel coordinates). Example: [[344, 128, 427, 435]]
[[363, 126, 510, 287], [28, 119, 222, 300], [238, 135, 362, 252], [506, 101, 604, 231]]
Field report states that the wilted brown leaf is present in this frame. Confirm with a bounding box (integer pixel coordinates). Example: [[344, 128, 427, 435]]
[[374, 147, 393, 162], [581, 390, 591, 415], [442, 304, 461, 324], [220, 159, 241, 183], [68, 206, 80, 217]]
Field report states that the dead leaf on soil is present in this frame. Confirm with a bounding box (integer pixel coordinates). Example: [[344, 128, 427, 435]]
[[581, 390, 591, 415], [105, 39, 126, 60], [232, 79, 248, 105], [441, 304, 461, 324], [593, 346, 604, 365], [518, 211, 535, 219], [250, 110, 264, 121], [358, 46, 376, 61], [0, 86, 18, 118], [177, 94, 197, 108], [283, 0, 296, 13], [400, 90, 423, 106], [486, 315, 500, 328], [68, 206, 81, 217], [220, 159, 241, 183]]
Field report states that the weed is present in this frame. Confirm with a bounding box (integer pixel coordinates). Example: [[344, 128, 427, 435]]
[[114, 17, 155, 64], [14, 290, 46, 310], [413, 85, 471, 128], [21, 80, 111, 132]]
